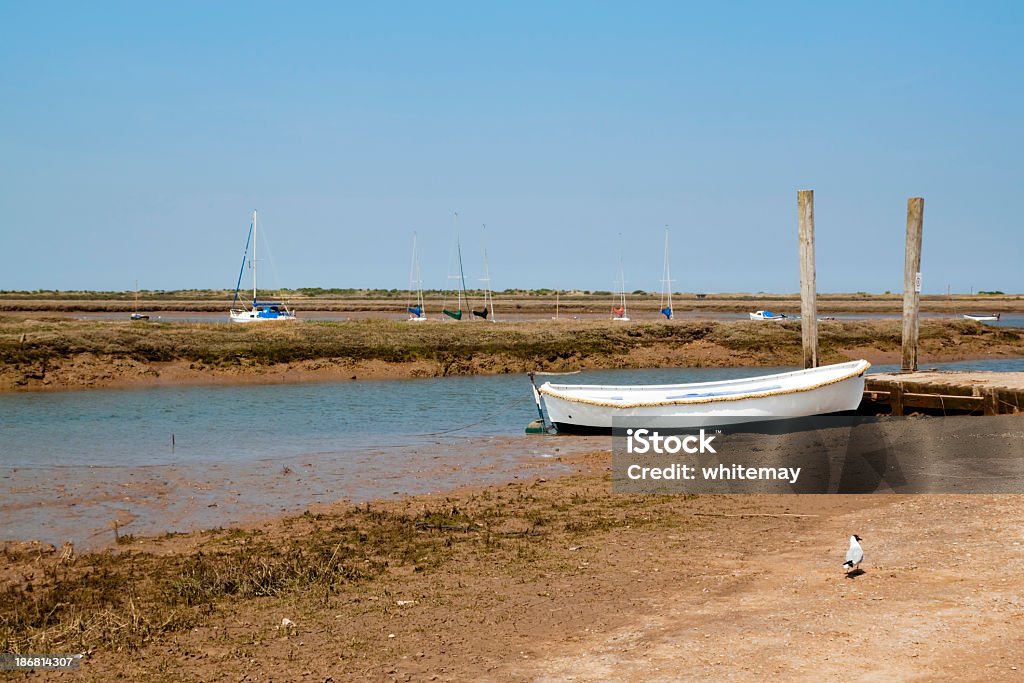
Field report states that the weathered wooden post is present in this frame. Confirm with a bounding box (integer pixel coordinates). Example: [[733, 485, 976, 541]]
[[901, 197, 924, 372], [798, 189, 818, 368]]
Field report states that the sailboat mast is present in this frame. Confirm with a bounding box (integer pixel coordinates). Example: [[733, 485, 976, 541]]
[[418, 268, 424, 310], [617, 232, 627, 315], [457, 237, 466, 311], [251, 209, 258, 306], [661, 226, 673, 319], [442, 211, 465, 321], [411, 231, 426, 313], [619, 255, 626, 310], [409, 231, 418, 310], [481, 223, 494, 321], [415, 233, 424, 310]]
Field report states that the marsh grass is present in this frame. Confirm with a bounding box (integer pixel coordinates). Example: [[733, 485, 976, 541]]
[[0, 477, 686, 655], [3, 318, 1017, 376]]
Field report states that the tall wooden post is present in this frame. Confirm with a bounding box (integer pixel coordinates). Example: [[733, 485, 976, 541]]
[[901, 197, 924, 372], [798, 190, 818, 369]]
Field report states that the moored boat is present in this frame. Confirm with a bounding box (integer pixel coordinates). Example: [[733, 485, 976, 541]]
[[406, 231, 428, 321], [473, 224, 497, 322], [229, 210, 297, 323], [536, 359, 871, 433], [749, 310, 787, 321], [659, 227, 673, 320], [442, 213, 468, 321], [963, 313, 1000, 322], [611, 238, 629, 321], [130, 281, 149, 320]]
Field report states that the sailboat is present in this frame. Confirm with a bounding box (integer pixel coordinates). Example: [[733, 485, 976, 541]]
[[130, 280, 149, 321], [612, 237, 630, 321], [473, 224, 496, 321], [229, 210, 296, 323], [406, 232, 428, 322], [660, 227, 673, 320], [442, 213, 468, 321]]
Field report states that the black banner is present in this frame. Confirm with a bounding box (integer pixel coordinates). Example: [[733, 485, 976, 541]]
[[611, 415, 1024, 494]]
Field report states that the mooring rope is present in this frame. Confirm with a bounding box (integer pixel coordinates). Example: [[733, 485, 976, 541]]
[[415, 395, 533, 436]]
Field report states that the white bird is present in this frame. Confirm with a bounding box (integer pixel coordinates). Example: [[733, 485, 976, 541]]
[[843, 534, 864, 573]]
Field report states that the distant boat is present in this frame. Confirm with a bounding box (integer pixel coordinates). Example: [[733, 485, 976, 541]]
[[659, 227, 673, 320], [963, 313, 1000, 322], [229, 210, 297, 323], [130, 280, 149, 320], [442, 213, 468, 321], [749, 310, 787, 321], [406, 232, 428, 322], [536, 359, 871, 433], [473, 224, 496, 322], [612, 237, 630, 321]]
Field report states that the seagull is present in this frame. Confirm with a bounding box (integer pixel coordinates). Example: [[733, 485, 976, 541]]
[[843, 535, 864, 574]]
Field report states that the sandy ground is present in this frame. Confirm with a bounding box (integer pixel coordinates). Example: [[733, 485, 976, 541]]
[[7, 449, 1023, 682]]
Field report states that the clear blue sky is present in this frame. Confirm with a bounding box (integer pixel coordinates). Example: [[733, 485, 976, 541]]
[[1, 1, 1021, 294]]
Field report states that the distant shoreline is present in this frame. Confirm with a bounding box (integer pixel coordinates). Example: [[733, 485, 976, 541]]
[[1, 317, 1021, 392], [0, 290, 1022, 315]]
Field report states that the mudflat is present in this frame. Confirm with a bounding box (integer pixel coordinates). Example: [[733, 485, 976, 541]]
[[3, 449, 1022, 681]]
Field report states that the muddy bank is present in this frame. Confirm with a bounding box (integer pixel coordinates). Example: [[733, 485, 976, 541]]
[[0, 435, 605, 553], [1, 317, 1022, 391], [3, 449, 1022, 681]]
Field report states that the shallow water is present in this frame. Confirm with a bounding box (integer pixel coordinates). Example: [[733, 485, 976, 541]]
[[2, 359, 1022, 547], [2, 359, 1021, 470]]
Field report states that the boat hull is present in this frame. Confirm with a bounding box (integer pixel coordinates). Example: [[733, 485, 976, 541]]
[[229, 308, 297, 323], [749, 311, 787, 321], [538, 360, 870, 432]]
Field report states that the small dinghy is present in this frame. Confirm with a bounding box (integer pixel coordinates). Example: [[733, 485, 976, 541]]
[[749, 310, 787, 321], [963, 313, 1000, 322], [536, 360, 871, 433]]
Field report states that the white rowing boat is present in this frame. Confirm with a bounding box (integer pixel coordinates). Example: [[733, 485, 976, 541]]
[[963, 313, 1000, 322], [536, 360, 871, 433]]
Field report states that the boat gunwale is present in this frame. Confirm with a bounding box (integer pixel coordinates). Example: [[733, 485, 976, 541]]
[[537, 360, 871, 409]]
